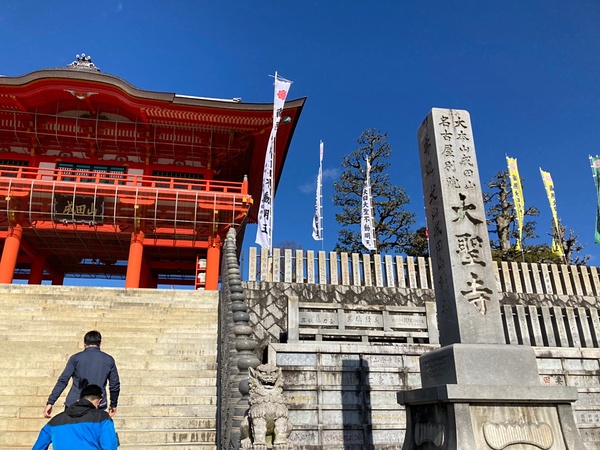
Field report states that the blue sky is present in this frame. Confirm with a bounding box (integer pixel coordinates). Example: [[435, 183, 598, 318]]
[[2, 1, 600, 269]]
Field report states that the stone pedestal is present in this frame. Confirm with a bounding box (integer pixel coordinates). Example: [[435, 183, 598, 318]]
[[399, 344, 585, 449], [399, 388, 582, 449]]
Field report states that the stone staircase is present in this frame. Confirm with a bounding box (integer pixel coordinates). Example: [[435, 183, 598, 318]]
[[0, 285, 219, 449]]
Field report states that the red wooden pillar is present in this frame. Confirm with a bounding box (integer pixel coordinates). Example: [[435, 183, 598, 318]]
[[139, 256, 154, 288], [28, 256, 46, 284], [205, 237, 221, 291], [0, 224, 23, 284], [51, 273, 65, 285], [125, 231, 144, 288]]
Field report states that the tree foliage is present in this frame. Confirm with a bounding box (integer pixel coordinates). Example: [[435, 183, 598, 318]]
[[332, 129, 416, 253], [484, 170, 588, 265], [405, 227, 429, 258], [555, 223, 590, 266], [274, 241, 303, 251], [483, 170, 541, 261]]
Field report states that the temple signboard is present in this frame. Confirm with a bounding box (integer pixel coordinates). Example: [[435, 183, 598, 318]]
[[53, 194, 104, 225]]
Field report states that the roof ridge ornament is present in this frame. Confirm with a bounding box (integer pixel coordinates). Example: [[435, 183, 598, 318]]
[[67, 53, 101, 72]]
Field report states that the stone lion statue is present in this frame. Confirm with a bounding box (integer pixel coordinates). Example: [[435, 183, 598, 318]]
[[240, 363, 293, 449]]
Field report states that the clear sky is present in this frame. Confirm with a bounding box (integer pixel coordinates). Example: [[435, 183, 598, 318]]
[[2, 1, 600, 270]]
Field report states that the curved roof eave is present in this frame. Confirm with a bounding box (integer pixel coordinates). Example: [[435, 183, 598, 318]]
[[0, 68, 306, 112]]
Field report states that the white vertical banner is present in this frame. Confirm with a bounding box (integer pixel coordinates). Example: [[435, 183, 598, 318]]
[[255, 73, 292, 248], [312, 140, 324, 241], [361, 157, 377, 251]]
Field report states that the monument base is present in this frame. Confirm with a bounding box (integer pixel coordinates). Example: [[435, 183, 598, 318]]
[[398, 387, 584, 450], [398, 344, 585, 449], [418, 343, 541, 388]]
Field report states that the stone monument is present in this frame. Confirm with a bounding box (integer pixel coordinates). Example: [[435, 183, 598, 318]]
[[398, 108, 585, 449]]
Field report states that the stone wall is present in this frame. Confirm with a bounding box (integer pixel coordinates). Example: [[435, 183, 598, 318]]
[[243, 281, 434, 357], [244, 280, 600, 449]]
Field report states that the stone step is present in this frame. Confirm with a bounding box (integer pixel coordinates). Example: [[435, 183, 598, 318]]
[[1, 416, 217, 431], [1, 446, 216, 450], [0, 360, 218, 373], [0, 284, 217, 294], [0, 375, 217, 388], [0, 318, 217, 326], [5, 404, 217, 419], [0, 350, 218, 362], [118, 429, 217, 445], [0, 428, 217, 446], [0, 284, 221, 448], [0, 334, 218, 343], [1, 393, 218, 408], [0, 303, 218, 312], [4, 297, 219, 306], [0, 306, 218, 314], [0, 384, 217, 397], [0, 384, 217, 400], [0, 298, 219, 308]]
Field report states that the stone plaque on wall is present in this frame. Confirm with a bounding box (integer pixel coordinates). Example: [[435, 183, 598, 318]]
[[322, 430, 364, 446], [289, 410, 319, 426], [285, 390, 318, 406], [372, 429, 405, 445], [277, 353, 317, 367], [284, 371, 318, 386], [289, 429, 319, 445], [321, 389, 364, 405], [321, 353, 361, 367]]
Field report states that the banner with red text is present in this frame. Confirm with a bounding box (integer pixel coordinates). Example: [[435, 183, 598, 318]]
[[255, 74, 292, 248]]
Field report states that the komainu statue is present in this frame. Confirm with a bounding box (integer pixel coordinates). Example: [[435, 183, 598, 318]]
[[240, 363, 293, 449]]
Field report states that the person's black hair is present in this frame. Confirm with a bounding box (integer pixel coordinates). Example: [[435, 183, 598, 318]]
[[84, 330, 102, 346], [80, 384, 102, 400]]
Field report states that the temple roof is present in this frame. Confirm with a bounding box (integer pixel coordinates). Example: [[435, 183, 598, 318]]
[[0, 61, 305, 223]]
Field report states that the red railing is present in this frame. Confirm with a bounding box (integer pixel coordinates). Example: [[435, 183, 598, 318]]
[[0, 165, 251, 237], [0, 165, 247, 194]]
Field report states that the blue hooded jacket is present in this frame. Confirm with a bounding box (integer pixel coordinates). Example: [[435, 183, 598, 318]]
[[32, 399, 118, 450]]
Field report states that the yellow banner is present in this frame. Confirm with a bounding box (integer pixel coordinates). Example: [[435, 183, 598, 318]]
[[540, 168, 563, 257], [506, 156, 524, 251]]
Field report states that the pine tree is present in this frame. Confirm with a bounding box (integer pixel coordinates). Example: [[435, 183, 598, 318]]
[[332, 129, 415, 253], [555, 223, 590, 266], [483, 170, 544, 262], [404, 227, 429, 258]]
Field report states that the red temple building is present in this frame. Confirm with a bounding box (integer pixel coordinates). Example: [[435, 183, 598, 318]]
[[0, 55, 304, 289]]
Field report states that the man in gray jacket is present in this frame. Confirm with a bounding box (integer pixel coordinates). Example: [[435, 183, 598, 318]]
[[43, 330, 120, 418]]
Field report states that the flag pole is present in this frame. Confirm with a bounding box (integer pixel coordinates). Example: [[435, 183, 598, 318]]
[[320, 140, 324, 252], [312, 140, 325, 248], [589, 155, 600, 245], [270, 72, 277, 251]]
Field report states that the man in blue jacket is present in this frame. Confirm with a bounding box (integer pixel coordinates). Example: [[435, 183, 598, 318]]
[[32, 384, 119, 450], [44, 330, 120, 418]]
